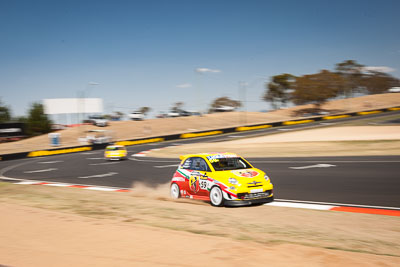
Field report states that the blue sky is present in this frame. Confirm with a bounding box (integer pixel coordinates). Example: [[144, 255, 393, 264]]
[[1, 0, 399, 121]]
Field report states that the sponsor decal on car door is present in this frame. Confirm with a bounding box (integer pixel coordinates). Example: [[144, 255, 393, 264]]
[[188, 171, 209, 196], [180, 157, 211, 197]]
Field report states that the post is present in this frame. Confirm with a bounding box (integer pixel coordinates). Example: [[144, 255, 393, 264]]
[[239, 81, 247, 125]]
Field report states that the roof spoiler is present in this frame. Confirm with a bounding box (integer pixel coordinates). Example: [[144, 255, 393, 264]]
[[179, 155, 185, 161]]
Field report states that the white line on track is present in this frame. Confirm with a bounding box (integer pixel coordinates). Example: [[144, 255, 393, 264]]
[[79, 172, 118, 179], [154, 164, 180, 168], [43, 183, 71, 187], [86, 157, 105, 160], [24, 168, 58, 173], [273, 198, 400, 210], [0, 158, 42, 177], [3, 170, 400, 211], [84, 186, 121, 191], [81, 152, 98, 155], [38, 160, 63, 164], [89, 162, 120, 166], [228, 135, 244, 138], [251, 160, 400, 163], [129, 157, 179, 163], [15, 181, 44, 185], [289, 164, 336, 169], [265, 202, 335, 210]]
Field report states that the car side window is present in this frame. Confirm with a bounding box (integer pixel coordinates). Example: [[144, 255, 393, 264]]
[[191, 157, 211, 172], [181, 157, 211, 171], [181, 158, 193, 169]]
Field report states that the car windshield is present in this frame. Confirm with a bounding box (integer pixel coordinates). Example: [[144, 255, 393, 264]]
[[210, 157, 252, 171], [107, 147, 124, 151], [90, 115, 104, 119]]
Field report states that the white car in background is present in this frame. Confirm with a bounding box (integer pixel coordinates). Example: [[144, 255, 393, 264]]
[[129, 111, 145, 120], [87, 115, 108, 127], [78, 130, 111, 145], [213, 106, 235, 112], [388, 87, 400, 93], [167, 110, 180, 117]]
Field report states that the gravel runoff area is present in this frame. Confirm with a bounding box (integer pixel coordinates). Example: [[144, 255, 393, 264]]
[[146, 126, 400, 158], [1, 184, 400, 267]]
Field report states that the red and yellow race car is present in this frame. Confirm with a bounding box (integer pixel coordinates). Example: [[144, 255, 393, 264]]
[[170, 152, 274, 206]]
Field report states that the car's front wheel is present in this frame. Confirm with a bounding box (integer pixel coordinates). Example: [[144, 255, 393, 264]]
[[170, 183, 180, 199], [209, 186, 224, 207]]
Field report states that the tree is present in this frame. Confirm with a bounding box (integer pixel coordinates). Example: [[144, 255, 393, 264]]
[[139, 106, 151, 115], [0, 99, 11, 123], [26, 103, 52, 136], [263, 73, 295, 109], [361, 71, 400, 94], [335, 60, 364, 97], [292, 70, 345, 108], [171, 102, 184, 112], [210, 96, 241, 111], [14, 116, 27, 123]]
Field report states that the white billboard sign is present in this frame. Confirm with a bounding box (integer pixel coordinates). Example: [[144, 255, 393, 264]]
[[43, 98, 103, 115]]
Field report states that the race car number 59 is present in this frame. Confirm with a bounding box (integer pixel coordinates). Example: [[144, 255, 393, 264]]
[[199, 179, 207, 189]]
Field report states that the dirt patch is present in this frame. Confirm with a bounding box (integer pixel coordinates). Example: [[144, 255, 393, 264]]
[[0, 183, 399, 266], [147, 126, 400, 158], [147, 140, 400, 158], [228, 126, 400, 143]]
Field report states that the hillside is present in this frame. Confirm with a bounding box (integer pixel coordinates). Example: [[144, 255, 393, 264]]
[[1, 93, 399, 154]]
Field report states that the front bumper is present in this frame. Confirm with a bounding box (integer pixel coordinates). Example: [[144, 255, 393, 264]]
[[224, 195, 274, 207], [105, 155, 126, 160]]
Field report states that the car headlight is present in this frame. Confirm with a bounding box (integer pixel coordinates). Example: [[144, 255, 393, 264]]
[[264, 174, 270, 182], [228, 178, 238, 185]]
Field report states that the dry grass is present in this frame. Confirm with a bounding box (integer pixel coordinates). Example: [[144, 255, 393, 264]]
[[1, 182, 399, 257]]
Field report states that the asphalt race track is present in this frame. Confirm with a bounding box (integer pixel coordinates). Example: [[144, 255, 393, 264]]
[[1, 111, 400, 208]]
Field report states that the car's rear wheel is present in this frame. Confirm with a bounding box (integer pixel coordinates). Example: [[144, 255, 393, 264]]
[[210, 186, 224, 207], [170, 183, 180, 199]]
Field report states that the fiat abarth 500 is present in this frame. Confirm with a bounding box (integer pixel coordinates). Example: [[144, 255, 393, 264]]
[[104, 144, 127, 160], [170, 152, 274, 206]]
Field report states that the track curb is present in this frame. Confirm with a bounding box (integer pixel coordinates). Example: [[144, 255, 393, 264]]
[[2, 177, 399, 217]]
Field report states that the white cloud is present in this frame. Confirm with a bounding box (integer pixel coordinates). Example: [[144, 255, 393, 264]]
[[362, 66, 396, 73], [195, 68, 221, 73], [176, 83, 192, 88]]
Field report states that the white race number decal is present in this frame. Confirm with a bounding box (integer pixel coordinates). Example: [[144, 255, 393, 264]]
[[199, 179, 207, 189]]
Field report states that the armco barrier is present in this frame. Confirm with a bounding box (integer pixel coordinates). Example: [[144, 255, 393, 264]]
[[0, 106, 399, 161]]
